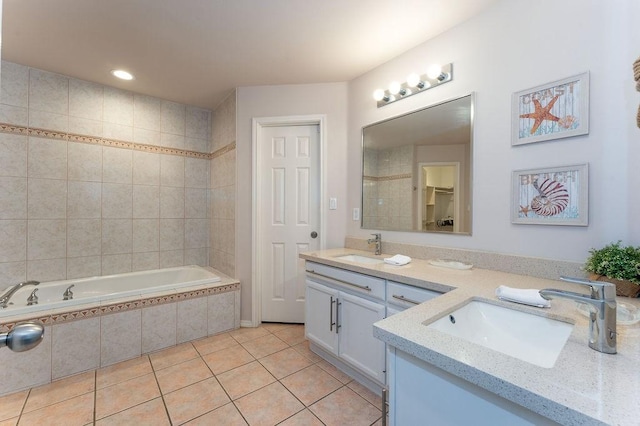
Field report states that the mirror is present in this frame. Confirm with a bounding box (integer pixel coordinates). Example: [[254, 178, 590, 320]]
[[361, 94, 473, 234]]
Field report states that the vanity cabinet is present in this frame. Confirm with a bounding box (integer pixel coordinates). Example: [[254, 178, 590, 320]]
[[305, 262, 386, 384], [386, 280, 440, 316]]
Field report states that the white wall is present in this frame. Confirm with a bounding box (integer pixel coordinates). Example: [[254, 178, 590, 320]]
[[236, 83, 348, 321], [347, 0, 640, 262]]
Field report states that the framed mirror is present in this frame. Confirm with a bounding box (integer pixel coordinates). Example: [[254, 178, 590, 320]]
[[361, 94, 474, 234]]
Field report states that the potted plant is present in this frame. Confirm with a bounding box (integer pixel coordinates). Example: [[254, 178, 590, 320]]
[[584, 241, 640, 297]]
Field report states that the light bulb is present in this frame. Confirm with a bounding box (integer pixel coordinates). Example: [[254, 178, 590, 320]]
[[426, 64, 443, 80], [373, 89, 386, 101], [389, 81, 401, 95], [111, 69, 134, 80], [407, 73, 421, 87]]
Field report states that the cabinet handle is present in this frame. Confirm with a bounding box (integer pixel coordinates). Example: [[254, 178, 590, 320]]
[[335, 299, 341, 333], [391, 294, 421, 305], [306, 271, 372, 292], [330, 297, 336, 331]]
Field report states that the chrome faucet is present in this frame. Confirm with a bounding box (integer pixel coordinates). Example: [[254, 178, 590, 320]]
[[539, 276, 617, 354], [367, 233, 382, 255], [0, 281, 40, 309], [63, 284, 75, 301]]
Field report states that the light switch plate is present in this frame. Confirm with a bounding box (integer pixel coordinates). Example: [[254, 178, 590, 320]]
[[352, 208, 360, 221], [329, 197, 337, 210]]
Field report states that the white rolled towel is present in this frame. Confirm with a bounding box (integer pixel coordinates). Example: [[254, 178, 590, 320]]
[[384, 254, 412, 266], [495, 285, 550, 308]]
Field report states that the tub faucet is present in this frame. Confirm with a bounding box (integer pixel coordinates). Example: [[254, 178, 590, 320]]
[[367, 233, 382, 255], [0, 281, 40, 309], [63, 284, 75, 301], [539, 276, 617, 354]]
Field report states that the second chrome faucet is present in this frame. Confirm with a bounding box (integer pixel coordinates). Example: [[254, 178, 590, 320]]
[[540, 276, 617, 354], [367, 233, 382, 255]]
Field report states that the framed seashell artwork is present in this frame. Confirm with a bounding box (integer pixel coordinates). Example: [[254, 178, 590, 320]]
[[512, 72, 589, 146], [512, 164, 588, 226]]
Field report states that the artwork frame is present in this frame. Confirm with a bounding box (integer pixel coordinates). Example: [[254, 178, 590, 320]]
[[512, 72, 589, 146], [511, 164, 588, 226]]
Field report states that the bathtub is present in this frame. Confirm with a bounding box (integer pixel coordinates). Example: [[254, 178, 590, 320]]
[[0, 265, 240, 396], [0, 265, 221, 319]]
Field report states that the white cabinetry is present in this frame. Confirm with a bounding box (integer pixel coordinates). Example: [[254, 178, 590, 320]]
[[305, 262, 386, 385]]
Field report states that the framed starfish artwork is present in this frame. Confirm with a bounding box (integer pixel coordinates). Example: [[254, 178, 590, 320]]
[[511, 164, 588, 226], [512, 72, 589, 146]]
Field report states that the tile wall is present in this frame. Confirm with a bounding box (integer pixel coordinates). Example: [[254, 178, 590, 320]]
[[0, 61, 213, 287], [210, 91, 236, 277], [362, 145, 413, 231]]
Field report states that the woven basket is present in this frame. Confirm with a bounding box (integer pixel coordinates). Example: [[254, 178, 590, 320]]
[[634, 57, 640, 81], [589, 274, 640, 298]]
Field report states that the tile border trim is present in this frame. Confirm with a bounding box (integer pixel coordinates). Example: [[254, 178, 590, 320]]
[[363, 173, 412, 182], [0, 281, 240, 330], [0, 123, 236, 159]]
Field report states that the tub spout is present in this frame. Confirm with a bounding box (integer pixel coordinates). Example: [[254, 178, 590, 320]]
[[0, 281, 40, 309]]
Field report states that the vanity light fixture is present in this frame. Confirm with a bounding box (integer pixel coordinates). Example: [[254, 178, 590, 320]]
[[372, 62, 453, 107], [110, 69, 134, 80]]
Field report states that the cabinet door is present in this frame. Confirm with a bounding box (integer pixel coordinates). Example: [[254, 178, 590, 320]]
[[338, 292, 386, 383], [305, 280, 339, 355]]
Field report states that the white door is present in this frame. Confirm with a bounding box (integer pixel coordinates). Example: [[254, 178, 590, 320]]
[[260, 125, 320, 323]]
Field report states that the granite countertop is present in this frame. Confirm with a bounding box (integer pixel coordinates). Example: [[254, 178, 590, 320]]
[[300, 248, 640, 426]]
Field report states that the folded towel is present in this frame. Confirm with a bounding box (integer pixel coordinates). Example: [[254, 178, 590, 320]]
[[495, 285, 550, 308], [384, 254, 412, 266]]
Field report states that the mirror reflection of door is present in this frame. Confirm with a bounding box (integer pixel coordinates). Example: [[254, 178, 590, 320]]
[[418, 163, 459, 232]]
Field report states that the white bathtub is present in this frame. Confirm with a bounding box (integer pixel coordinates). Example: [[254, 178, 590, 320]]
[[0, 265, 220, 319]]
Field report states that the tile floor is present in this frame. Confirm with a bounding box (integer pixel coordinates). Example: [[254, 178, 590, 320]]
[[0, 324, 384, 426]]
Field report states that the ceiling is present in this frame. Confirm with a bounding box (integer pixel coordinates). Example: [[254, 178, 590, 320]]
[[2, 0, 498, 110]]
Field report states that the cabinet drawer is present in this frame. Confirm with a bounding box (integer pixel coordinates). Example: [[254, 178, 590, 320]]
[[387, 281, 440, 309], [306, 261, 385, 301]]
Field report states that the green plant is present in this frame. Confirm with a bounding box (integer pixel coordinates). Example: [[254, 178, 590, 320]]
[[584, 241, 640, 284]]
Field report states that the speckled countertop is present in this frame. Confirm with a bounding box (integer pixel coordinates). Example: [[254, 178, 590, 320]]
[[300, 248, 640, 426]]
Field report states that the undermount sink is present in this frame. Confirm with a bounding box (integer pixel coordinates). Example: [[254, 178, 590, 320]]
[[426, 300, 573, 368], [334, 254, 384, 265]]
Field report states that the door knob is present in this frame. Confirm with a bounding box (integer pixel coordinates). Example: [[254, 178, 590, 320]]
[[310, 231, 318, 238]]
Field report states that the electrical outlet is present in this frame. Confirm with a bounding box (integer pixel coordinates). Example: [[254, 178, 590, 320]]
[[352, 208, 360, 221]]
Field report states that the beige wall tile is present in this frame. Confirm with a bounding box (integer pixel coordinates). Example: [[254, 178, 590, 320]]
[[102, 183, 133, 218], [185, 158, 209, 188], [103, 122, 133, 142], [185, 137, 209, 153], [177, 297, 207, 344], [102, 147, 132, 184], [186, 106, 211, 140], [185, 188, 207, 219], [0, 104, 29, 126], [208, 291, 235, 335], [159, 250, 183, 268], [52, 317, 101, 379], [27, 258, 66, 281], [160, 132, 185, 150], [67, 255, 101, 279], [102, 219, 132, 255], [133, 94, 161, 131], [103, 86, 133, 126], [68, 142, 102, 182], [184, 248, 207, 266], [132, 151, 160, 186], [142, 303, 177, 353], [101, 310, 142, 366], [28, 178, 67, 219], [161, 101, 185, 136], [69, 116, 103, 138], [0, 134, 27, 177], [29, 68, 68, 114], [159, 218, 184, 251], [133, 219, 159, 253], [68, 181, 101, 219], [0, 220, 27, 262], [132, 251, 159, 272], [0, 261, 26, 290], [160, 155, 185, 187], [102, 253, 132, 276], [67, 219, 101, 257], [28, 110, 69, 132], [133, 185, 159, 218], [69, 78, 103, 120], [185, 219, 208, 249], [27, 137, 67, 179], [0, 177, 27, 219], [133, 127, 160, 145], [0, 327, 51, 396], [27, 219, 66, 260], [1, 61, 29, 108], [160, 186, 184, 218]]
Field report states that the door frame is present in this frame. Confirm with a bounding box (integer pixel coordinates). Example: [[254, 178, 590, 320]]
[[417, 162, 460, 232], [251, 115, 327, 327]]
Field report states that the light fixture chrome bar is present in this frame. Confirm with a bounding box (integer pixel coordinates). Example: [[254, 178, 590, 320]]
[[375, 63, 453, 108]]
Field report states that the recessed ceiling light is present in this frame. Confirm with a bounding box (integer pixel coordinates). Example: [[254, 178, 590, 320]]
[[111, 69, 134, 80]]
